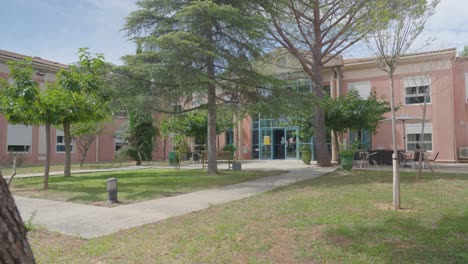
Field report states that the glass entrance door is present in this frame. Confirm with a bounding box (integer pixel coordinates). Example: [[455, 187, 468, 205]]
[[285, 129, 298, 159]]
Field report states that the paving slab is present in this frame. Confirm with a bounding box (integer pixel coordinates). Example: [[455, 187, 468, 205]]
[[14, 161, 334, 239]]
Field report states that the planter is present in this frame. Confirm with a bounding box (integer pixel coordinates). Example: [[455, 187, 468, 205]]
[[301, 150, 311, 165], [340, 151, 355, 171]]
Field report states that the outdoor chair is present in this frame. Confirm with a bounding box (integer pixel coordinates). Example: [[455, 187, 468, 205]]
[[191, 153, 201, 164], [426, 152, 439, 169], [399, 151, 414, 168], [359, 152, 378, 168]]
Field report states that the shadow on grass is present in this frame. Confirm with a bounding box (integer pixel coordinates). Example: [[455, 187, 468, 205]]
[[322, 212, 468, 263]]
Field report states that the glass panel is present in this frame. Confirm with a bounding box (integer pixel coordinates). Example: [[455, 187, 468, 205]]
[[285, 130, 297, 159], [253, 121, 259, 129], [252, 130, 259, 145]]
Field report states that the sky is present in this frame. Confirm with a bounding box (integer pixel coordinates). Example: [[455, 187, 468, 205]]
[[0, 0, 468, 65]]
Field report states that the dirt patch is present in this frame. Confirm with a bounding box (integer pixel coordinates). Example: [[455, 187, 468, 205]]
[[374, 202, 417, 212], [327, 234, 352, 247]]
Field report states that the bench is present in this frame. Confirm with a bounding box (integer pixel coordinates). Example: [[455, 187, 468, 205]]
[[201, 150, 234, 169]]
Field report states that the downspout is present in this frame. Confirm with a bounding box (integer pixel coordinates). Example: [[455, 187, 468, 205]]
[[96, 135, 99, 163]]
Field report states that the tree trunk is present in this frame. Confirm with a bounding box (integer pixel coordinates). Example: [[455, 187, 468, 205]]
[[207, 64, 218, 174], [311, 61, 332, 167], [389, 72, 400, 210], [44, 122, 51, 190], [63, 121, 72, 177], [416, 87, 429, 179], [163, 138, 167, 162], [0, 171, 35, 264], [332, 130, 341, 163], [206, 20, 218, 175]]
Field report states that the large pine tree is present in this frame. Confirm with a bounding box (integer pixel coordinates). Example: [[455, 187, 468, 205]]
[[123, 0, 268, 174]]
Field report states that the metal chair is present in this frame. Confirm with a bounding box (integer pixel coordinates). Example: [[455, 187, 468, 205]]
[[359, 152, 378, 168], [426, 152, 439, 169]]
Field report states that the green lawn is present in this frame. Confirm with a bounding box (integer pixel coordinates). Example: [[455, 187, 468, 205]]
[[1, 160, 168, 176], [28, 169, 468, 263], [11, 169, 284, 204]]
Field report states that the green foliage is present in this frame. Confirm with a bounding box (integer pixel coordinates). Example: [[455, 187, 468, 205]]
[[460, 46, 468, 57], [24, 210, 37, 232], [119, 113, 158, 165], [160, 108, 234, 143], [325, 90, 391, 134], [339, 141, 360, 156], [0, 59, 43, 125], [54, 48, 111, 124], [222, 144, 237, 153]]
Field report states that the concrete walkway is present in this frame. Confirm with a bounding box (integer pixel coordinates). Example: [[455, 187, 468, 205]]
[[14, 161, 334, 239]]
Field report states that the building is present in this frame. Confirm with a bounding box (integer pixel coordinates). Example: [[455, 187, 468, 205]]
[[1, 48, 467, 165], [240, 48, 468, 163], [0, 50, 137, 166]]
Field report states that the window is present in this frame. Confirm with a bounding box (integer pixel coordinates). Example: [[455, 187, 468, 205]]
[[404, 76, 431, 105], [406, 123, 432, 151], [56, 130, 73, 152], [8, 145, 31, 152], [114, 131, 127, 152], [348, 81, 371, 99], [7, 125, 32, 153], [225, 129, 233, 145]]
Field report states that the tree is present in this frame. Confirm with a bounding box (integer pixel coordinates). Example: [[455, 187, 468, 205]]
[[0, 59, 61, 190], [459, 45, 468, 57], [325, 90, 391, 153], [70, 120, 108, 168], [261, 0, 374, 166], [160, 108, 235, 148], [123, 0, 269, 174], [119, 112, 158, 166], [0, 170, 35, 263], [53, 48, 111, 177], [365, 0, 439, 210]]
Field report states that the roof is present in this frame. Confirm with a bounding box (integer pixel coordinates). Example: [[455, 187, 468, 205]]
[[0, 49, 68, 70], [343, 48, 457, 66]]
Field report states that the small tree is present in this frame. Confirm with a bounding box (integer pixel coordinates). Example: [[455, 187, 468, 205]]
[[119, 112, 158, 166], [365, 0, 439, 210], [0, 59, 62, 190], [326, 90, 391, 154], [53, 48, 111, 176], [70, 120, 108, 168]]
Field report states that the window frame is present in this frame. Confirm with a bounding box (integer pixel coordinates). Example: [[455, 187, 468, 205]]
[[405, 123, 433, 152], [404, 76, 431, 106], [56, 132, 74, 153]]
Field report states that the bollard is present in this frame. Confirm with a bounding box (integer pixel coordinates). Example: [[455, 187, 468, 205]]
[[107, 178, 118, 203], [232, 162, 242, 170]]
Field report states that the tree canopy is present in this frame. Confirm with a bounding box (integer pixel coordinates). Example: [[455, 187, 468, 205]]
[[120, 0, 271, 174], [260, 0, 376, 166]]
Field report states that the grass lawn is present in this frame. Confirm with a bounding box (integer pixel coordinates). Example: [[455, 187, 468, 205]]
[[28, 169, 468, 263], [1, 160, 168, 176], [11, 169, 284, 204]]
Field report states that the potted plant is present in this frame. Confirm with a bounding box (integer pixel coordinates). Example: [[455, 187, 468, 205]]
[[299, 144, 312, 165], [340, 141, 358, 171], [222, 144, 237, 159]]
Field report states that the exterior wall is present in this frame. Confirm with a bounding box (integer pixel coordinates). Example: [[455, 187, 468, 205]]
[[342, 56, 459, 162], [0, 56, 131, 166], [452, 59, 468, 159]]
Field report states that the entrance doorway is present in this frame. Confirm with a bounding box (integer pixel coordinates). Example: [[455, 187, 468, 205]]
[[273, 129, 285, 159]]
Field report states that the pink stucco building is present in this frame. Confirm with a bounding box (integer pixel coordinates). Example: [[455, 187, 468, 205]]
[[1, 48, 467, 165]]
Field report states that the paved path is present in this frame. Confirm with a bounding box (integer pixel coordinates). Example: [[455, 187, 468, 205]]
[[14, 161, 334, 239]]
